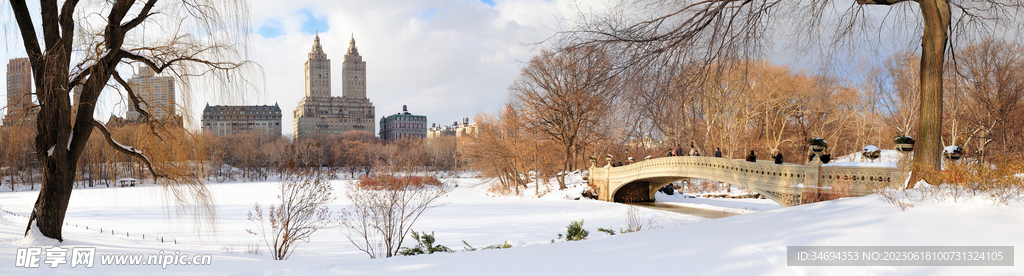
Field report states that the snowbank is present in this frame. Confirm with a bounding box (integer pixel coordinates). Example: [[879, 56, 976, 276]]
[[16, 221, 61, 247], [1, 177, 1021, 275]]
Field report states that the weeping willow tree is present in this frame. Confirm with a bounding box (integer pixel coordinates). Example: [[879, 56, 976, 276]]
[[8, 0, 255, 241]]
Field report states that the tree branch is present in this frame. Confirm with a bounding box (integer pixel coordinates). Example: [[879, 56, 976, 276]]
[[118, 49, 242, 74], [112, 70, 159, 136], [58, 0, 80, 67], [40, 0, 60, 52], [92, 119, 167, 181], [856, 0, 917, 5], [122, 0, 159, 31]]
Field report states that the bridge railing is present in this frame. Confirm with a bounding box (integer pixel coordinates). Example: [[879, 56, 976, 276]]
[[588, 156, 909, 204], [593, 157, 809, 186], [819, 164, 908, 191]]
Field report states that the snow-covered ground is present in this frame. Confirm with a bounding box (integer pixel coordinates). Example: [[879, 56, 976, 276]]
[[1, 175, 1022, 275]]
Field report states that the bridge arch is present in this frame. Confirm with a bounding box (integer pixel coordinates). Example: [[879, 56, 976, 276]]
[[588, 156, 907, 207]]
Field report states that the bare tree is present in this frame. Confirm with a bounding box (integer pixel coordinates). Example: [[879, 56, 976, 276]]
[[339, 172, 451, 259], [510, 46, 617, 189], [954, 39, 1024, 160], [751, 62, 813, 154], [557, 0, 1024, 186], [870, 52, 922, 138], [332, 137, 370, 178], [9, 0, 253, 241], [247, 171, 335, 260], [465, 111, 525, 194]]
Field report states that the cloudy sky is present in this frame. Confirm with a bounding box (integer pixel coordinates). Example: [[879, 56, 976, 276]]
[[240, 0, 591, 134], [1, 0, 961, 136], [0, 0, 606, 134]]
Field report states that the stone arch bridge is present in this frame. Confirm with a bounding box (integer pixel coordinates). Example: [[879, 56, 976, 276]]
[[587, 156, 909, 207]]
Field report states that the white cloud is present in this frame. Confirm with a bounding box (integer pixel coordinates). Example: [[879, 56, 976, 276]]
[[207, 0, 590, 132]]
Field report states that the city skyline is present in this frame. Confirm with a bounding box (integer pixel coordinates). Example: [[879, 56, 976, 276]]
[[0, 0, 596, 136], [0, 0, 935, 136]]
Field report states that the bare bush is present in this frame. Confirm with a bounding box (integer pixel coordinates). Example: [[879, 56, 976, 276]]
[[877, 189, 915, 211], [247, 172, 335, 260], [877, 159, 1024, 209], [622, 202, 659, 233], [623, 204, 643, 233], [340, 174, 451, 259]]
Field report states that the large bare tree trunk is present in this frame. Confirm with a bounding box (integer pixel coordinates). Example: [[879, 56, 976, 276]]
[[28, 156, 79, 241], [908, 0, 950, 188], [11, 0, 247, 241]]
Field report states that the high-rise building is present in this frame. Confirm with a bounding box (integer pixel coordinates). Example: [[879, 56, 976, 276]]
[[202, 103, 282, 136], [125, 66, 176, 122], [4, 58, 37, 126], [293, 34, 376, 137], [379, 105, 427, 141]]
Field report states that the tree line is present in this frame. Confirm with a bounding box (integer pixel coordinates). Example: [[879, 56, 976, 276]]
[[465, 39, 1024, 195], [0, 126, 464, 190]]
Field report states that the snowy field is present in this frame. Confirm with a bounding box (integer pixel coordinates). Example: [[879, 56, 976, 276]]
[[1, 175, 1023, 275]]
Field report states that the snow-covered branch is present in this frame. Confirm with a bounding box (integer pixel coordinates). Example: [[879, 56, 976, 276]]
[[92, 120, 166, 180]]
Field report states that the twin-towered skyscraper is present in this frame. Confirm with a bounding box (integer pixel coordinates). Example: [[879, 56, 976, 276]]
[[292, 34, 376, 138]]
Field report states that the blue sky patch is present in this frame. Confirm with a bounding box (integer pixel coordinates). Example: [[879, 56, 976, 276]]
[[481, 0, 497, 7], [299, 8, 330, 35], [419, 8, 439, 20], [257, 19, 284, 38]]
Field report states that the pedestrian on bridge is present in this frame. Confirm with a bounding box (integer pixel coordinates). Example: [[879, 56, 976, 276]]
[[714, 147, 722, 158], [689, 143, 697, 156], [773, 151, 784, 164], [746, 150, 757, 162], [674, 144, 684, 157]]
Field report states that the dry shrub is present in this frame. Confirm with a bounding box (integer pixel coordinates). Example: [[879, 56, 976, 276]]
[[877, 159, 1024, 209], [356, 175, 443, 190], [487, 180, 515, 196], [247, 171, 335, 260], [621, 197, 660, 233], [939, 159, 1024, 204], [340, 173, 452, 258], [246, 241, 262, 256], [877, 189, 915, 211]]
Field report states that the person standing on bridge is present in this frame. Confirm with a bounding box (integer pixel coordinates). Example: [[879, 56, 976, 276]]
[[689, 142, 697, 156], [746, 150, 757, 162], [773, 150, 784, 164], [674, 144, 684, 157], [714, 147, 722, 158]]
